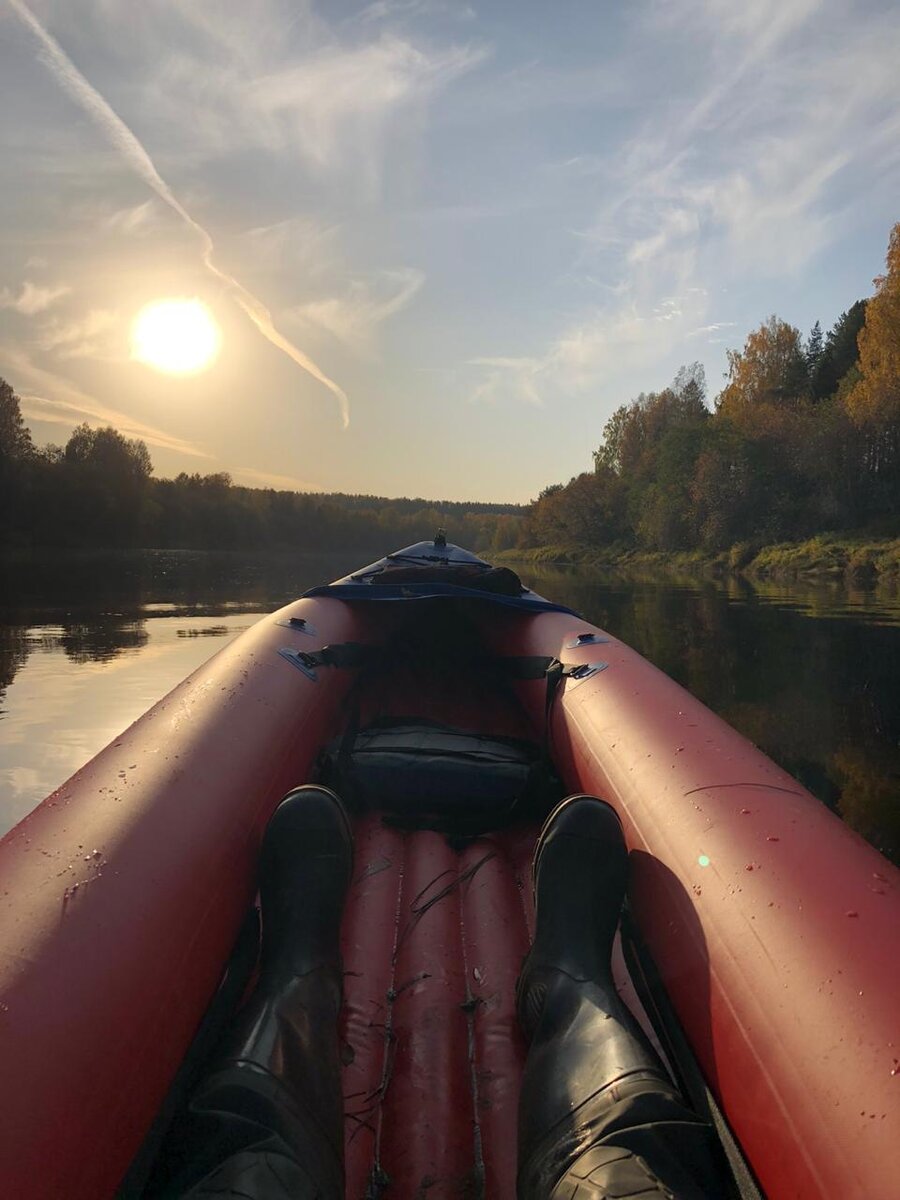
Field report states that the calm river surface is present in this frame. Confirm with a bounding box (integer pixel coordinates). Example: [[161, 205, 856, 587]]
[[1, 550, 898, 864]]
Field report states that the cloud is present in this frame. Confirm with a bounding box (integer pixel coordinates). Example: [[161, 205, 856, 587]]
[[3, 347, 210, 459], [687, 321, 737, 339], [288, 267, 424, 353], [8, 0, 351, 427], [468, 356, 546, 407], [247, 35, 487, 185], [104, 199, 159, 236], [0, 280, 71, 315], [241, 214, 343, 280], [230, 466, 323, 493], [470, 285, 709, 408], [39, 309, 120, 359], [472, 0, 900, 408], [355, 0, 476, 25]]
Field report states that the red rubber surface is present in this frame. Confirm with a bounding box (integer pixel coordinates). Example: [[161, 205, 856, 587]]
[[474, 604, 900, 1200], [340, 823, 536, 1198], [0, 597, 364, 1199], [339, 820, 668, 1200], [4, 586, 898, 1200]]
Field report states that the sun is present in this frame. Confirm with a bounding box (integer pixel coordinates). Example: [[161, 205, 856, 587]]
[[131, 299, 222, 375]]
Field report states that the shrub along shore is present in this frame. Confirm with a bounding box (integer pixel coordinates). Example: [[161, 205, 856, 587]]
[[496, 531, 900, 582]]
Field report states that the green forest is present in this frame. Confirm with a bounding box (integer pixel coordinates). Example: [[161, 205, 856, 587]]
[[2, 220, 898, 567], [517, 220, 900, 569]]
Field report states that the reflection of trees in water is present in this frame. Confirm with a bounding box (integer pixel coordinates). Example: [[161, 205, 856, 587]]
[[0, 549, 361, 615], [0, 617, 150, 707], [60, 620, 148, 664], [0, 625, 29, 715], [831, 746, 900, 864]]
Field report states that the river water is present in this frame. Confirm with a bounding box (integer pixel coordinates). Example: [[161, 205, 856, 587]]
[[1, 550, 898, 864]]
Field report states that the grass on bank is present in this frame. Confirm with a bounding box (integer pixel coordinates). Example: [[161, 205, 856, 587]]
[[494, 531, 900, 580]]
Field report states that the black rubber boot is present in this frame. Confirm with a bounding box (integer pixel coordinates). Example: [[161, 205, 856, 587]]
[[156, 785, 353, 1200], [517, 795, 725, 1200]]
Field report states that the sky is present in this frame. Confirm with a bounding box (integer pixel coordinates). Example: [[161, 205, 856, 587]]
[[1, 0, 898, 503]]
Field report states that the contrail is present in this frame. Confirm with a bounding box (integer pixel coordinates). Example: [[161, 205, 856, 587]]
[[8, 0, 350, 428]]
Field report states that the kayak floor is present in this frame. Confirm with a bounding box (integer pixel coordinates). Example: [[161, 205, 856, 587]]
[[340, 813, 537, 1199]]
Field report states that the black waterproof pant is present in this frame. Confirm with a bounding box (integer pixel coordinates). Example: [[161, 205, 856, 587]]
[[518, 971, 726, 1199], [147, 970, 345, 1200], [153, 979, 724, 1200]]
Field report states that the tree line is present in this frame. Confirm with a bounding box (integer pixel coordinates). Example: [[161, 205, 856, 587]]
[[520, 221, 900, 556], [0, 393, 524, 554]]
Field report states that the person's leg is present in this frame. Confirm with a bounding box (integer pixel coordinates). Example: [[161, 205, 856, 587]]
[[517, 796, 727, 1200], [150, 785, 352, 1200]]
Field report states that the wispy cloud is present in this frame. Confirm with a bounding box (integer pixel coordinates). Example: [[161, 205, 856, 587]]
[[4, 348, 210, 458], [247, 36, 487, 192], [104, 199, 159, 236], [241, 214, 343, 282], [473, 0, 900, 407], [39, 309, 119, 359], [0, 280, 71, 315], [687, 321, 737, 339], [231, 466, 323, 493], [8, 0, 351, 427], [288, 268, 425, 354], [355, 0, 476, 26]]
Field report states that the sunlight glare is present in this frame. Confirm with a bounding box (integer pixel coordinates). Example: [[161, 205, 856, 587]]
[[131, 299, 222, 375]]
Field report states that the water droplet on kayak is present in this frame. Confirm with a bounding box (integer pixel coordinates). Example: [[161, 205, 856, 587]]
[[740, 808, 751, 815], [846, 911, 859, 918], [767, 836, 780, 842]]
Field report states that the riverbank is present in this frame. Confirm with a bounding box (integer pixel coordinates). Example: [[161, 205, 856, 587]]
[[495, 531, 900, 581]]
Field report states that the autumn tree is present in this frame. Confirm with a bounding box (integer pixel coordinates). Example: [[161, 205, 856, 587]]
[[594, 364, 709, 480], [835, 226, 900, 516], [845, 223, 900, 436], [716, 317, 808, 421]]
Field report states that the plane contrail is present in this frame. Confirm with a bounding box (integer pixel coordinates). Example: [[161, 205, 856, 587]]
[[8, 0, 350, 428]]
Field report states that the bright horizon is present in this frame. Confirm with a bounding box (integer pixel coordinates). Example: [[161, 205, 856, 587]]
[[1, 0, 898, 503]]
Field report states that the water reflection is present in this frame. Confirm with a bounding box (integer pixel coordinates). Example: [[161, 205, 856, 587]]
[[60, 620, 149, 664], [0, 550, 363, 834], [1, 551, 898, 865]]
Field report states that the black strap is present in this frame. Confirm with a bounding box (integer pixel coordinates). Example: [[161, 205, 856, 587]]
[[496, 656, 593, 760]]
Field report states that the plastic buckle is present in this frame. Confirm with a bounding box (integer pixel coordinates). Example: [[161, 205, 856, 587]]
[[565, 632, 610, 649], [567, 661, 609, 682], [276, 617, 317, 636], [278, 647, 318, 680]]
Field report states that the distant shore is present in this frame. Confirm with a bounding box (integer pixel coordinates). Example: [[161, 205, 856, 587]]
[[495, 531, 900, 582]]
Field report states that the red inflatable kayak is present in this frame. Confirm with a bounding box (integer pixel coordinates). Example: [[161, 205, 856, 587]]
[[0, 541, 897, 1198]]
